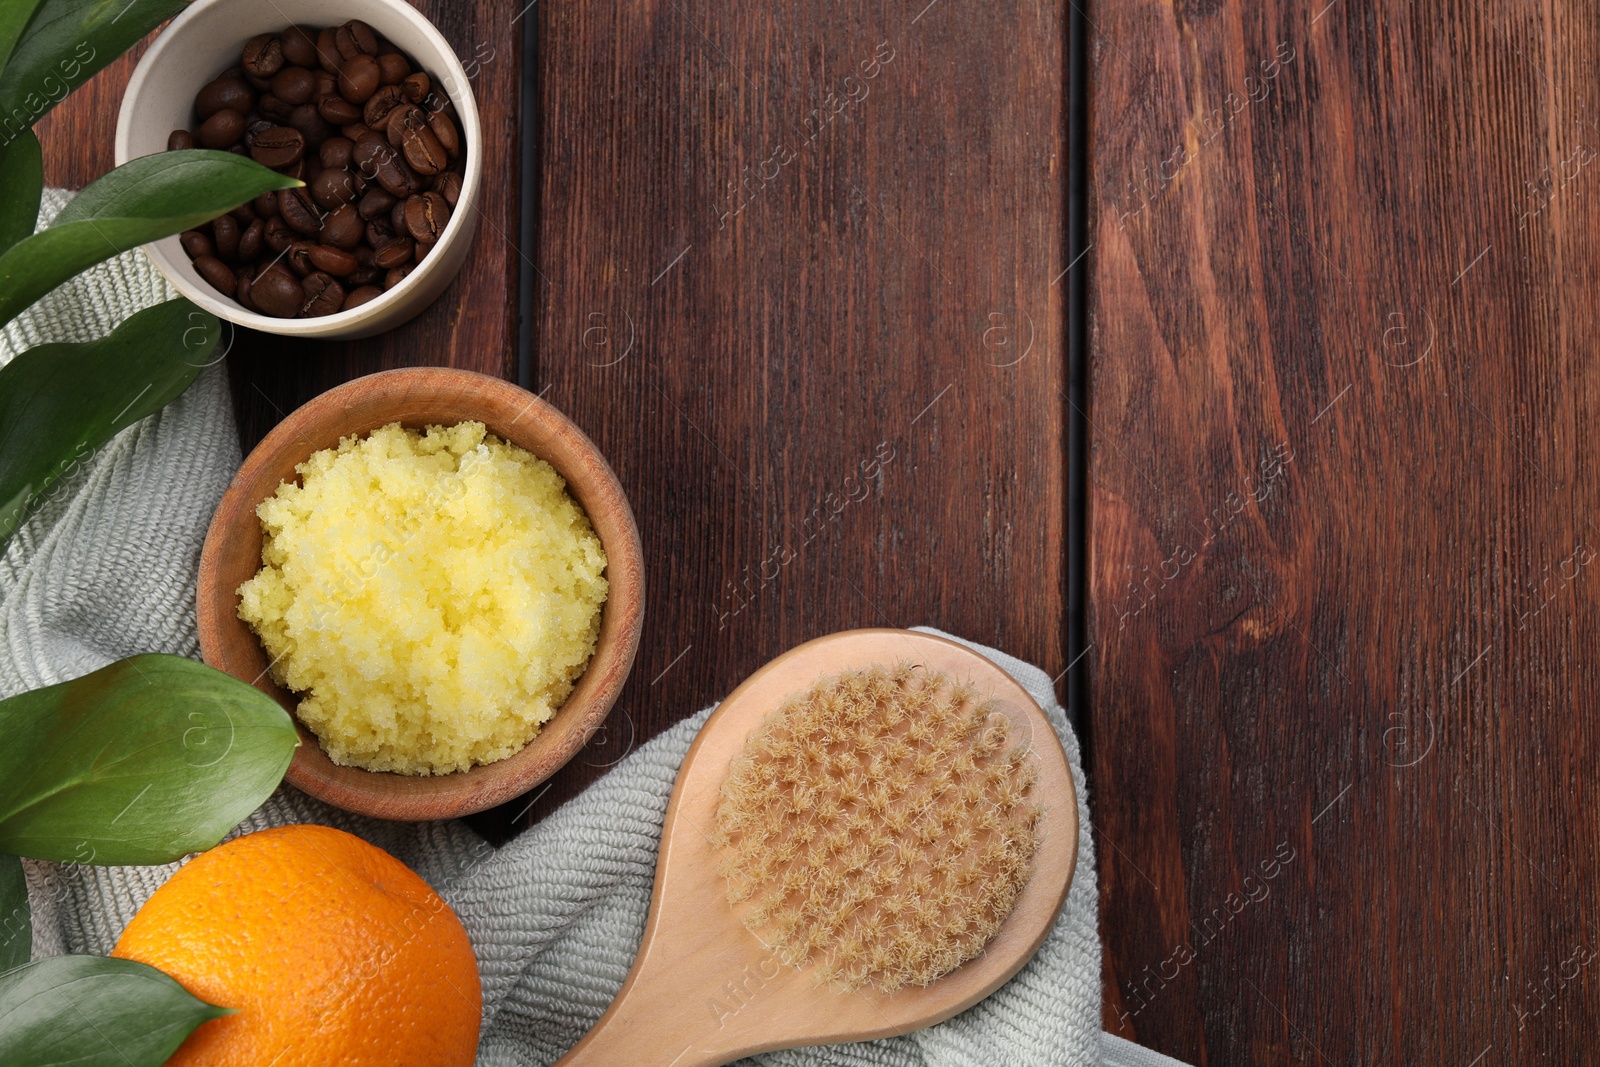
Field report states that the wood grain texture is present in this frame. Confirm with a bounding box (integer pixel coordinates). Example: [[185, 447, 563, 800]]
[[521, 0, 1069, 821], [1090, 0, 1599, 1062], [39, 3, 523, 438]]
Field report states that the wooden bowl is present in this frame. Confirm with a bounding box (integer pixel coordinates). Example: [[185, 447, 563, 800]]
[[198, 368, 645, 820]]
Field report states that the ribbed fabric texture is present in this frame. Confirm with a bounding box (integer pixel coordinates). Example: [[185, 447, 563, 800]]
[[3, 191, 1107, 1066], [1101, 1034, 1195, 1067]]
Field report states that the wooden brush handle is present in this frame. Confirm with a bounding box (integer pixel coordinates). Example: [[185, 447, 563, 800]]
[[555, 1011, 726, 1067], [552, 955, 745, 1067]]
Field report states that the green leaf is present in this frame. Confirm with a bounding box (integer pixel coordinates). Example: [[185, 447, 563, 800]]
[[0, 298, 217, 552], [0, 955, 230, 1067], [0, 484, 30, 552], [0, 127, 42, 258], [0, 654, 298, 866], [0, 855, 26, 973], [0, 0, 185, 132], [0, 0, 47, 91], [0, 150, 299, 329]]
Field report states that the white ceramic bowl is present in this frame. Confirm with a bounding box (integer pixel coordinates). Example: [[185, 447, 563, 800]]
[[114, 0, 482, 339]]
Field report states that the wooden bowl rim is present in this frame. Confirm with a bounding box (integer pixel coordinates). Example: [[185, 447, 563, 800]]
[[197, 367, 645, 821]]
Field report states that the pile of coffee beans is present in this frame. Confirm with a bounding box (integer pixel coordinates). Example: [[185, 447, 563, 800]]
[[168, 21, 466, 318]]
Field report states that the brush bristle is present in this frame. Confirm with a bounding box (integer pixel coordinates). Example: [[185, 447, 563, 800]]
[[714, 663, 1042, 993]]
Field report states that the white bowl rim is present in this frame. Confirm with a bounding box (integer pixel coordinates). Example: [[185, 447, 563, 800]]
[[112, 0, 483, 336]]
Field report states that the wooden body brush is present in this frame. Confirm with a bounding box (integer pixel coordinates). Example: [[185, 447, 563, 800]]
[[554, 628, 1079, 1066]]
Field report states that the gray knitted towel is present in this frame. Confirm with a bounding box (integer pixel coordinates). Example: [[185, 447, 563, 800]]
[[2, 190, 1111, 1066]]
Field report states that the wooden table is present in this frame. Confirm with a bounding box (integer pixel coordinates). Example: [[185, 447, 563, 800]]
[[39, 0, 1591, 1062]]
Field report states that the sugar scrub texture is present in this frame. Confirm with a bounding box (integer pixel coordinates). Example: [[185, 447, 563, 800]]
[[237, 421, 608, 775], [712, 664, 1042, 992]]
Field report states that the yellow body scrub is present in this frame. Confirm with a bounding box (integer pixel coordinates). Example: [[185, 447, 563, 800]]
[[237, 421, 608, 775]]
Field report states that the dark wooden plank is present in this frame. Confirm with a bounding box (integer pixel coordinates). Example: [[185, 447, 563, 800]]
[[37, 5, 523, 441], [1091, 0, 1598, 1062], [520, 0, 1070, 819]]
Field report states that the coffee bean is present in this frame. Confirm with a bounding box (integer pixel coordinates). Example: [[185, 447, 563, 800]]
[[254, 190, 280, 217], [196, 108, 245, 148], [402, 124, 447, 176], [253, 264, 304, 317], [390, 199, 408, 234], [308, 243, 359, 275], [263, 215, 296, 253], [322, 203, 364, 249], [213, 214, 240, 261], [433, 169, 463, 205], [428, 110, 460, 158], [384, 264, 413, 289], [415, 239, 433, 261], [269, 66, 316, 106], [168, 129, 194, 151], [335, 20, 378, 59], [318, 93, 361, 125], [347, 266, 381, 286], [236, 268, 259, 312], [375, 150, 422, 198], [238, 218, 264, 260], [194, 255, 236, 295], [230, 202, 257, 225], [179, 230, 213, 260], [308, 166, 354, 209], [373, 237, 414, 269], [363, 84, 405, 128], [286, 241, 317, 276], [401, 71, 429, 104], [289, 103, 333, 146], [242, 34, 284, 78], [280, 26, 318, 67], [315, 28, 342, 73], [248, 125, 303, 169], [317, 136, 352, 170], [341, 122, 372, 142], [258, 93, 295, 122], [377, 53, 410, 86], [386, 103, 424, 147], [338, 53, 380, 104], [195, 75, 255, 120], [343, 285, 384, 310], [279, 187, 324, 234], [300, 272, 345, 316], [351, 131, 390, 171], [366, 216, 396, 248], [360, 187, 396, 219], [403, 192, 451, 244], [228, 144, 249, 157], [358, 187, 396, 220]]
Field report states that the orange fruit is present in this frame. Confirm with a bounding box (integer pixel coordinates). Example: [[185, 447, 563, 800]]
[[112, 824, 480, 1067]]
